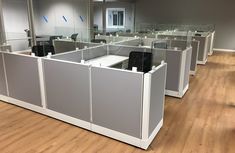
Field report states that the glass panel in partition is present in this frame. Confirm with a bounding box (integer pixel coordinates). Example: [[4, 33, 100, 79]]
[[2, 0, 31, 52], [32, 0, 91, 53]]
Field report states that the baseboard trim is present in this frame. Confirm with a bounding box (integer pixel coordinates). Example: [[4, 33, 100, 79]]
[[214, 48, 235, 53]]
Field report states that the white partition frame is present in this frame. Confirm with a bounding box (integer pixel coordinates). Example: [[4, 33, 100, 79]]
[[0, 50, 167, 150]]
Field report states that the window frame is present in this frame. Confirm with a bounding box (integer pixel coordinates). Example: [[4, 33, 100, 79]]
[[106, 8, 125, 29]]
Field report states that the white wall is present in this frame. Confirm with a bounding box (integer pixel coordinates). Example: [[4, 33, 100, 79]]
[[2, 0, 29, 51], [135, 0, 235, 50], [94, 1, 135, 32], [33, 0, 90, 41]]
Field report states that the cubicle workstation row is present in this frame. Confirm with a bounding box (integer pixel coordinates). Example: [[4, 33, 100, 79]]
[[115, 38, 192, 98], [156, 33, 209, 65], [164, 39, 199, 76], [0, 44, 167, 150]]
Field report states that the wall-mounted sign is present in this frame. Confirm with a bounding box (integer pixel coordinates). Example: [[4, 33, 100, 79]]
[[43, 16, 48, 23], [62, 16, 68, 22], [80, 16, 84, 22]]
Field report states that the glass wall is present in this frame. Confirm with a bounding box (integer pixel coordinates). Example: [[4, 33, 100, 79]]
[[32, 0, 91, 45], [2, 0, 31, 52]]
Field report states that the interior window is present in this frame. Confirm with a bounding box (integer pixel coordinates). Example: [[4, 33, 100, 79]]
[[106, 8, 125, 28]]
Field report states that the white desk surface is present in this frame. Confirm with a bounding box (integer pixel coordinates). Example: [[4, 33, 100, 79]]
[[85, 55, 129, 67]]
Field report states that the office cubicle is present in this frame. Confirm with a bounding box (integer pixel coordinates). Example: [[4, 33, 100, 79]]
[[156, 32, 209, 65], [0, 44, 167, 149], [163, 39, 199, 75], [116, 37, 192, 98]]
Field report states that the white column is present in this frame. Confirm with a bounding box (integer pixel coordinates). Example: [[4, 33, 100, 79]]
[[0, 0, 6, 45], [27, 0, 36, 46]]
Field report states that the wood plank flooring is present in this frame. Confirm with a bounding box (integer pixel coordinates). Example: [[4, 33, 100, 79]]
[[0, 51, 235, 153]]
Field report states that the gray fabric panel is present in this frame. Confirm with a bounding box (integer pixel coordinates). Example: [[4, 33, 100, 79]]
[[109, 45, 151, 57], [193, 36, 207, 61], [83, 45, 107, 61], [183, 48, 192, 89], [43, 59, 90, 121], [52, 51, 82, 63], [91, 67, 143, 138], [149, 64, 167, 137], [206, 34, 212, 54], [142, 38, 155, 46], [168, 40, 199, 72], [191, 41, 200, 71], [115, 39, 141, 46], [77, 42, 101, 49], [95, 35, 129, 43], [0, 53, 7, 96], [0, 45, 12, 52], [54, 40, 76, 54], [170, 40, 187, 50], [4, 53, 42, 106], [165, 50, 182, 91], [151, 49, 167, 65]]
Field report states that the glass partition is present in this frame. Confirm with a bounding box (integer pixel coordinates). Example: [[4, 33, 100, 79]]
[[2, 0, 31, 52]]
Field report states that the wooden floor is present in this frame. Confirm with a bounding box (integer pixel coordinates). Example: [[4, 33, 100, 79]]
[[0, 51, 235, 153]]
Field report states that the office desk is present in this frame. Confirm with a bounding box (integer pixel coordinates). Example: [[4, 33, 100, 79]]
[[85, 55, 129, 67]]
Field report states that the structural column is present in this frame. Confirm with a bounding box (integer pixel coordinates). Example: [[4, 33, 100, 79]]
[[87, 0, 94, 40], [0, 0, 6, 45], [102, 0, 106, 34], [27, 0, 36, 46]]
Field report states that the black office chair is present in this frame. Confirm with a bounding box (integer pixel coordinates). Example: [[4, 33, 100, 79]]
[[126, 29, 131, 33], [32, 45, 55, 57], [195, 33, 202, 36], [91, 39, 107, 44], [71, 33, 78, 41], [128, 51, 153, 73], [153, 42, 168, 49]]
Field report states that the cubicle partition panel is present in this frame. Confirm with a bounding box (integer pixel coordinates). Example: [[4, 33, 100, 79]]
[[90, 63, 167, 149], [3, 53, 42, 107], [142, 38, 156, 47], [0, 52, 8, 98], [91, 67, 143, 139], [52, 50, 82, 63], [53, 40, 102, 54], [53, 40, 76, 54], [82, 45, 108, 61], [157, 34, 209, 65], [77, 42, 101, 49], [151, 48, 192, 98], [183, 48, 192, 90], [115, 38, 141, 46], [193, 35, 209, 64], [208, 31, 215, 56], [108, 44, 151, 57], [190, 41, 200, 74], [142, 63, 167, 141], [95, 35, 131, 43], [43, 59, 91, 128], [168, 40, 199, 75], [0, 44, 12, 52]]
